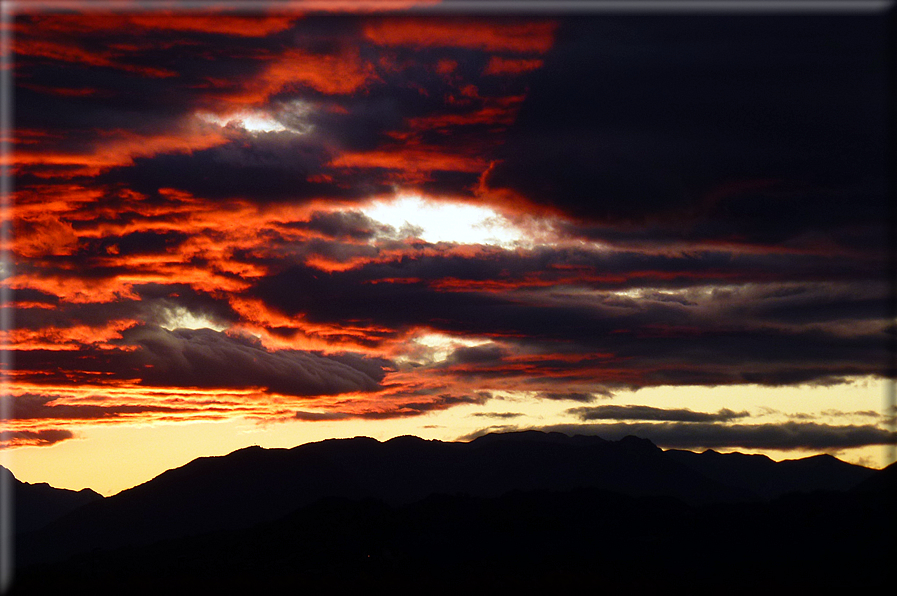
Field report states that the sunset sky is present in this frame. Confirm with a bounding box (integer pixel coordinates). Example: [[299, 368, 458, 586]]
[[2, 0, 894, 496]]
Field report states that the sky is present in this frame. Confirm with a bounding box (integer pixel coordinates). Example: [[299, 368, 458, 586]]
[[1, 0, 895, 496]]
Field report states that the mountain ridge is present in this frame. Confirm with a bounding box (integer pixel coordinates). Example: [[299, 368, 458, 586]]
[[0, 466, 103, 536], [14, 430, 880, 570]]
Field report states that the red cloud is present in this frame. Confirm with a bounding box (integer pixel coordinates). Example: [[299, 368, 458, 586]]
[[363, 19, 558, 54], [10, 126, 230, 178], [206, 48, 379, 108], [13, 37, 178, 78], [483, 56, 544, 76], [20, 11, 297, 37]]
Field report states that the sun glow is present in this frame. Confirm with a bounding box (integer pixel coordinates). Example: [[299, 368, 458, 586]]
[[196, 100, 313, 134], [393, 332, 493, 365], [197, 111, 288, 133], [159, 307, 227, 331], [361, 195, 526, 247]]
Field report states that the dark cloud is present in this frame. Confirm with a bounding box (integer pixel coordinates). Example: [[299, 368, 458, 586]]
[[97, 134, 355, 203], [9, 288, 239, 333], [0, 429, 74, 449], [457, 424, 520, 441], [253, 245, 884, 297], [250, 261, 887, 387], [4, 394, 186, 421], [9, 289, 59, 307], [11, 326, 390, 397], [820, 409, 882, 419], [482, 15, 888, 253], [445, 345, 508, 365], [568, 405, 750, 423], [293, 392, 488, 422], [76, 230, 190, 260], [291, 211, 390, 241], [470, 412, 523, 419], [8, 9, 891, 438], [122, 326, 389, 396], [294, 410, 351, 421], [524, 421, 897, 451], [538, 391, 610, 403], [12, 13, 311, 134], [134, 285, 242, 328], [71, 12, 543, 202]]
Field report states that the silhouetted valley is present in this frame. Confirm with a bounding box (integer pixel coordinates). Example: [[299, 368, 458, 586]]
[[9, 432, 895, 593]]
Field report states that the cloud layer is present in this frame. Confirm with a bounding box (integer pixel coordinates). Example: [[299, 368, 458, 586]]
[[5, 6, 891, 452]]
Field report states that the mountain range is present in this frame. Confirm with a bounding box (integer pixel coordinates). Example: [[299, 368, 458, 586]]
[[0, 466, 102, 536], [7, 431, 895, 593]]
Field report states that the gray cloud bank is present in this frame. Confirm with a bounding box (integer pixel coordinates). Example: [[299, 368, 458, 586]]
[[494, 421, 897, 451]]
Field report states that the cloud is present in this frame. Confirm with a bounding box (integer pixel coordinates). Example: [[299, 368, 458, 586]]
[[479, 16, 888, 255], [7, 9, 891, 439], [250, 262, 888, 388], [1, 429, 75, 449], [483, 57, 544, 76], [294, 410, 352, 421], [4, 393, 184, 422], [362, 18, 558, 53], [539, 390, 613, 402], [526, 421, 897, 451], [215, 47, 379, 106], [293, 211, 392, 241], [3, 324, 390, 397], [292, 390, 490, 422], [568, 405, 750, 423], [470, 412, 522, 419], [445, 345, 508, 365], [123, 326, 389, 396]]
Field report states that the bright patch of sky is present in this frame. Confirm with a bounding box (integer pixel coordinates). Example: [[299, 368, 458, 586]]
[[197, 101, 313, 134], [159, 307, 227, 332], [198, 111, 287, 133], [361, 195, 528, 247], [395, 331, 492, 365]]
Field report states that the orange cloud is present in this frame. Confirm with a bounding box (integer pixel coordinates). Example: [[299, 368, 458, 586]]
[[11, 124, 229, 177], [5, 274, 140, 304], [0, 383, 284, 435], [330, 145, 486, 178], [12, 0, 438, 16], [208, 48, 379, 108], [1, 320, 138, 352], [14, 214, 79, 258], [363, 19, 558, 54], [405, 95, 526, 131], [13, 37, 178, 78], [19, 10, 299, 36]]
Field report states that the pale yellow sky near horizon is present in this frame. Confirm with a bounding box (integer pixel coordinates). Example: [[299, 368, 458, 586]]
[[3, 376, 892, 496]]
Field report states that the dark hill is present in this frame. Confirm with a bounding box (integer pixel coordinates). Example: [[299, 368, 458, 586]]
[[851, 458, 897, 495], [13, 432, 879, 570], [0, 466, 103, 535], [12, 479, 895, 594], [665, 449, 875, 500]]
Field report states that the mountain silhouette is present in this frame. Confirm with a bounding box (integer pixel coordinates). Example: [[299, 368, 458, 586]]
[[13, 474, 895, 593], [11, 431, 891, 592], [664, 448, 875, 500], [0, 466, 103, 535]]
